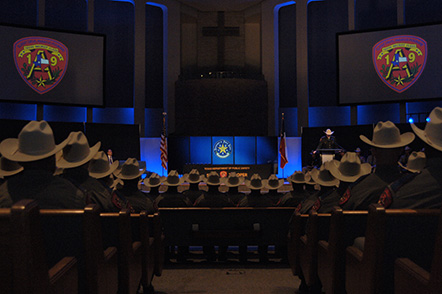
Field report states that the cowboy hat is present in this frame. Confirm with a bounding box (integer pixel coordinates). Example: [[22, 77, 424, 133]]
[[310, 164, 339, 187], [183, 169, 205, 184], [0, 120, 70, 162], [0, 156, 23, 178], [327, 152, 371, 182], [264, 174, 285, 190], [360, 121, 415, 148], [287, 170, 310, 184], [411, 107, 442, 152], [161, 170, 185, 186], [88, 151, 119, 179], [143, 172, 162, 187], [57, 131, 101, 169], [221, 172, 244, 187], [398, 151, 426, 173], [245, 173, 265, 190], [114, 158, 146, 180], [324, 129, 334, 136], [204, 171, 222, 186]]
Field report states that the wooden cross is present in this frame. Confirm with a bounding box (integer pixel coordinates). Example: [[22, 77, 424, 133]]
[[202, 11, 240, 68]]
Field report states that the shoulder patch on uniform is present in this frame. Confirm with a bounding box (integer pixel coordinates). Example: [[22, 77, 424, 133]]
[[378, 187, 393, 208], [339, 187, 351, 205], [312, 198, 321, 211], [296, 203, 302, 213]]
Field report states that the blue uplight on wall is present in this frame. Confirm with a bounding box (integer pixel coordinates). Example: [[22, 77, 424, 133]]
[[408, 117, 414, 124]]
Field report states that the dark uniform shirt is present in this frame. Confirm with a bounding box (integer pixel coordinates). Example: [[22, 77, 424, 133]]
[[316, 136, 342, 152], [154, 189, 192, 208], [194, 190, 234, 207], [117, 186, 155, 214], [0, 169, 85, 209], [237, 190, 274, 207]]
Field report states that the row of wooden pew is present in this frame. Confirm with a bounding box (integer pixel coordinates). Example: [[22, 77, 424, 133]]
[[0, 199, 164, 294], [288, 204, 442, 294]]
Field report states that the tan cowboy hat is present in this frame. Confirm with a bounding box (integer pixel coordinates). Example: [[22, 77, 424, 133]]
[[287, 171, 310, 184], [0, 156, 23, 178], [327, 152, 371, 182], [264, 174, 285, 190], [88, 151, 119, 179], [183, 169, 205, 184], [411, 107, 442, 152], [57, 131, 101, 169], [221, 172, 244, 187], [143, 172, 162, 187], [0, 120, 70, 162], [245, 173, 265, 190], [310, 164, 339, 187], [360, 121, 415, 148], [398, 151, 426, 173], [324, 129, 334, 135], [204, 171, 222, 186], [113, 158, 146, 180], [161, 170, 185, 186]]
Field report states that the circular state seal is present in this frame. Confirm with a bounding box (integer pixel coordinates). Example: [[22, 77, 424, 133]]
[[213, 139, 233, 159]]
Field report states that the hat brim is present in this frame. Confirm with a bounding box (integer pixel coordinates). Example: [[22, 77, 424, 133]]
[[114, 167, 146, 180], [397, 161, 422, 173], [89, 160, 119, 179], [184, 174, 205, 184], [359, 132, 415, 148], [161, 177, 185, 186], [264, 179, 285, 190], [57, 142, 101, 169], [222, 176, 245, 187], [411, 123, 442, 152], [327, 160, 372, 182], [244, 179, 265, 190], [310, 168, 339, 187], [0, 137, 70, 162], [0, 166, 24, 177]]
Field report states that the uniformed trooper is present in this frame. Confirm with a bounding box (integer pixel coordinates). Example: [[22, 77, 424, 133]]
[[142, 172, 163, 203], [0, 120, 86, 209], [277, 171, 311, 207], [113, 158, 155, 214], [182, 169, 205, 205], [325, 152, 371, 213], [340, 121, 415, 210], [58, 131, 118, 212], [397, 151, 426, 174], [264, 174, 285, 205], [378, 107, 442, 209], [222, 172, 245, 205], [154, 170, 191, 208]]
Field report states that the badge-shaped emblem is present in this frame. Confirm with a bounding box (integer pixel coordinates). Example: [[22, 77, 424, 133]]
[[373, 35, 426, 93], [213, 139, 232, 159], [13, 37, 68, 94]]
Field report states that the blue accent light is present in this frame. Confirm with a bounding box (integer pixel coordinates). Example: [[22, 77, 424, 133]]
[[234, 137, 255, 164], [0, 102, 36, 120], [408, 117, 414, 124], [44, 105, 86, 122], [426, 117, 431, 122], [190, 137, 211, 164], [93, 108, 134, 124]]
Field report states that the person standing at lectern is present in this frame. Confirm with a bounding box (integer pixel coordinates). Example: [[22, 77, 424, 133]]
[[107, 149, 114, 164], [314, 129, 343, 153]]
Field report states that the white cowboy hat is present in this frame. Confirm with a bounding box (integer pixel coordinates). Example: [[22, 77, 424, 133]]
[[0, 156, 23, 178], [183, 169, 205, 184], [287, 171, 311, 184], [88, 151, 119, 179], [57, 131, 101, 169], [161, 170, 185, 186], [360, 121, 415, 148], [204, 171, 222, 186], [221, 172, 244, 187], [310, 164, 340, 187], [264, 174, 285, 190], [324, 129, 334, 136], [411, 107, 442, 152], [143, 172, 162, 187], [114, 158, 146, 180], [0, 120, 70, 162], [245, 173, 265, 190], [398, 151, 426, 173], [327, 152, 371, 182]]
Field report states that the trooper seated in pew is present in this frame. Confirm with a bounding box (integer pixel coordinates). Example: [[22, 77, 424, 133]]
[[88, 150, 129, 211], [0, 156, 23, 186], [142, 172, 163, 203], [340, 121, 415, 210], [0, 120, 86, 209], [222, 172, 245, 205], [397, 151, 426, 175], [182, 169, 205, 205], [324, 152, 372, 213], [378, 107, 442, 209], [295, 164, 339, 214], [154, 170, 192, 208], [264, 174, 285, 205], [277, 170, 311, 207], [113, 158, 155, 214], [58, 131, 118, 212]]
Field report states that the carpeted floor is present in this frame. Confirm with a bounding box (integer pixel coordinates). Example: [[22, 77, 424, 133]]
[[150, 246, 301, 294]]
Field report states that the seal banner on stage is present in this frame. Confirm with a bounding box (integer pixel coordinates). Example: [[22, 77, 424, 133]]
[[373, 35, 427, 93], [13, 36, 69, 94]]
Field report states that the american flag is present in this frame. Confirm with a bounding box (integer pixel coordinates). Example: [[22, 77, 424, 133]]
[[279, 113, 288, 169], [160, 113, 168, 170]]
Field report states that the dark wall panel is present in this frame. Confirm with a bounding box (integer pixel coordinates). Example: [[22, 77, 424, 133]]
[[45, 0, 87, 32], [0, 0, 37, 27]]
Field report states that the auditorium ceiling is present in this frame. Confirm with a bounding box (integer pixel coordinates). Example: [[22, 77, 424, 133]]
[[178, 0, 263, 11]]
